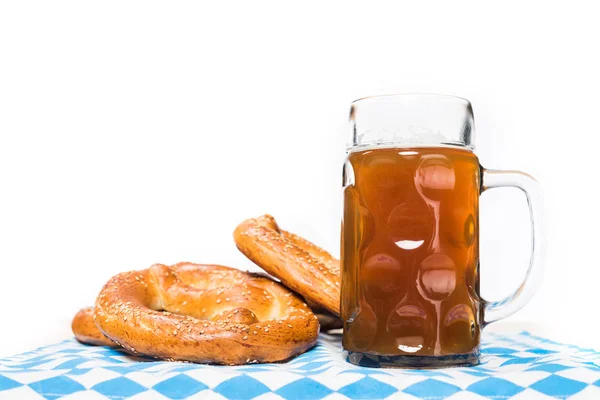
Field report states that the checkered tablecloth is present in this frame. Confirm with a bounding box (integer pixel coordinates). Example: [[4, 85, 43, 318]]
[[1, 332, 599, 399]]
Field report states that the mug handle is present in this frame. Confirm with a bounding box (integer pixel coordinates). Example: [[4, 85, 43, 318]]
[[480, 168, 545, 325]]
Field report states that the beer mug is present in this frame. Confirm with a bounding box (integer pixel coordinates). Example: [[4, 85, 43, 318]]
[[341, 94, 543, 367]]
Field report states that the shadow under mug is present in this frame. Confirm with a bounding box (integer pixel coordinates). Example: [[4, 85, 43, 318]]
[[340, 94, 544, 368]]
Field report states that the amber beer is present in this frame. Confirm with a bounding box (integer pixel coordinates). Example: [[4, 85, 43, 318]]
[[341, 147, 482, 362], [342, 94, 543, 368]]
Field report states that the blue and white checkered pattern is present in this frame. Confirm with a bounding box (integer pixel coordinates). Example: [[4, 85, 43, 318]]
[[1, 332, 599, 399]]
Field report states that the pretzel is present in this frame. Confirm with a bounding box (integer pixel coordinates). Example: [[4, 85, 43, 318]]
[[72, 307, 116, 347], [234, 215, 341, 316], [74, 263, 319, 364]]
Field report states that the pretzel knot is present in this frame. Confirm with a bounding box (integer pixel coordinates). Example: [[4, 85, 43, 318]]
[[86, 263, 319, 364]]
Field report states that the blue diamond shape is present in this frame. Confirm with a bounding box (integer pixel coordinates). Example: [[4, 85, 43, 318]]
[[8, 358, 58, 369], [276, 378, 333, 400], [291, 353, 323, 364], [56, 348, 87, 354], [500, 357, 539, 366], [403, 370, 451, 378], [526, 348, 558, 355], [530, 375, 587, 397], [54, 357, 94, 370], [153, 374, 208, 399], [468, 377, 524, 397], [481, 347, 518, 355], [527, 363, 570, 373], [303, 368, 337, 377], [594, 378, 600, 387], [463, 370, 491, 377], [404, 379, 461, 398], [339, 377, 396, 399], [214, 375, 270, 400], [103, 363, 153, 374], [92, 377, 147, 397], [10, 354, 53, 365], [295, 361, 330, 371], [339, 369, 392, 377], [584, 362, 600, 372], [0, 375, 21, 391], [29, 376, 85, 400], [470, 365, 494, 373], [67, 368, 92, 376], [170, 364, 203, 373], [296, 350, 321, 357]]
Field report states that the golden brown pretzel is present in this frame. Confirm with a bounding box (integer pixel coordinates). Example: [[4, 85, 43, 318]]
[[234, 215, 341, 316], [76, 263, 319, 364], [72, 307, 116, 347]]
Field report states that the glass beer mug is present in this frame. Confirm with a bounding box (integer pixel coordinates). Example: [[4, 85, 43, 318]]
[[341, 94, 543, 367]]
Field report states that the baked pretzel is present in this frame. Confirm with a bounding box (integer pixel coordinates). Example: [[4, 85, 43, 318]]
[[234, 215, 341, 316], [72, 307, 116, 347], [74, 263, 319, 364]]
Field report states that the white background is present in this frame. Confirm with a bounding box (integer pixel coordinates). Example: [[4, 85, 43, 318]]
[[1, 1, 598, 357]]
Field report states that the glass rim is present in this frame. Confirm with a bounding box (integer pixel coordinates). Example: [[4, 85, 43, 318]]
[[351, 93, 472, 106], [348, 93, 475, 151]]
